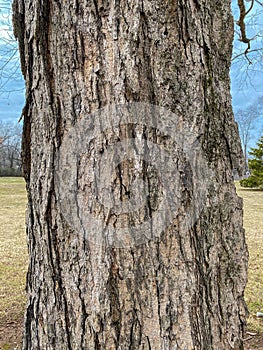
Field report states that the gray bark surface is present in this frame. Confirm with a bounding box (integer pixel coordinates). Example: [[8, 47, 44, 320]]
[[13, 0, 248, 349]]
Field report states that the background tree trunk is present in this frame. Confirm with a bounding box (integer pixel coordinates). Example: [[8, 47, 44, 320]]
[[13, 0, 248, 349]]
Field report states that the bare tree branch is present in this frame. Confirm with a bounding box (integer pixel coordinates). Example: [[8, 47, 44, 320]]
[[232, 47, 263, 61], [236, 0, 260, 63]]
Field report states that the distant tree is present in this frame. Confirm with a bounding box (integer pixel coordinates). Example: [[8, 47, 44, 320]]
[[0, 120, 22, 175], [240, 135, 263, 188], [235, 95, 263, 171]]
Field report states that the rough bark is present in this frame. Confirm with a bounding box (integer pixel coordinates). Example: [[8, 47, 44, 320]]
[[13, 0, 248, 349]]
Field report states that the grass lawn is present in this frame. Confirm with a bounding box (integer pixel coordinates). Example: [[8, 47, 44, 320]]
[[0, 177, 262, 348], [235, 182, 263, 334], [0, 178, 28, 350]]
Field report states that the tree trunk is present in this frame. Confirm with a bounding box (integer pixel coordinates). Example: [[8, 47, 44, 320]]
[[13, 0, 248, 349]]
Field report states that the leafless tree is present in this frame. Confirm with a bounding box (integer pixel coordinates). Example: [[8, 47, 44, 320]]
[[0, 120, 22, 174], [235, 95, 263, 171]]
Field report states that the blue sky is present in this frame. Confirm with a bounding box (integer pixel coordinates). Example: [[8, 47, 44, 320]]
[[0, 0, 262, 148], [0, 0, 24, 122]]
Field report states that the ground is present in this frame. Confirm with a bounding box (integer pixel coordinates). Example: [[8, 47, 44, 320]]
[[0, 178, 262, 349], [237, 182, 263, 349], [0, 178, 27, 350]]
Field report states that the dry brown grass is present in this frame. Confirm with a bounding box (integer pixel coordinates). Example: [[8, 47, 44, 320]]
[[0, 177, 27, 349], [235, 182, 263, 334]]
